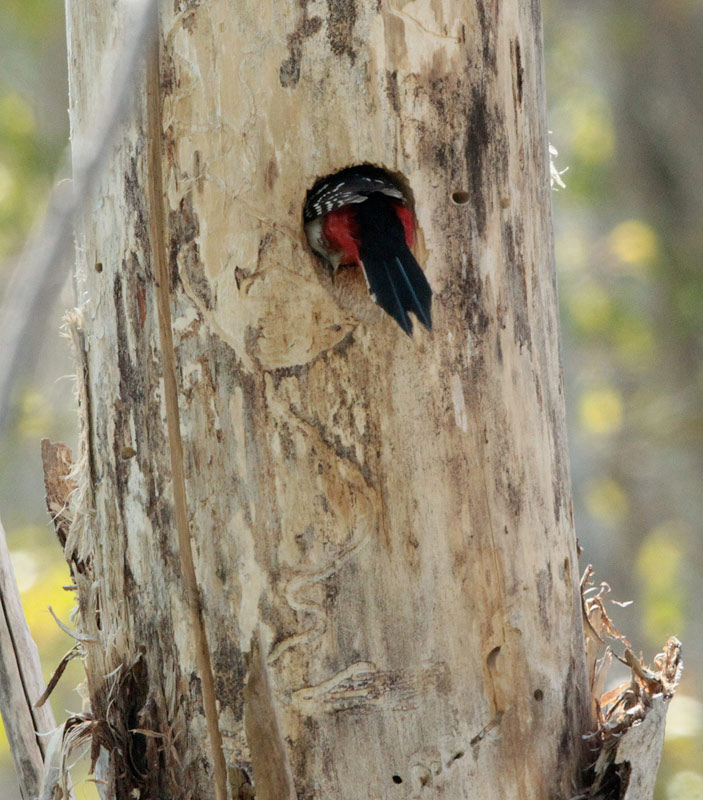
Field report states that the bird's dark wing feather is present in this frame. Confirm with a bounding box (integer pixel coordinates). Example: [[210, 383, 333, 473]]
[[304, 165, 404, 221]]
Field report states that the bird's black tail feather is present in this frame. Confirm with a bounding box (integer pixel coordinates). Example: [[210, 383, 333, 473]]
[[360, 246, 432, 335], [355, 197, 433, 335]]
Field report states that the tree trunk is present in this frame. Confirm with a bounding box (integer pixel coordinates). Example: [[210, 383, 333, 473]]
[[63, 1, 591, 798]]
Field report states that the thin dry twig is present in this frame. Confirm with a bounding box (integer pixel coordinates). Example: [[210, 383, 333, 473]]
[[34, 646, 83, 709]]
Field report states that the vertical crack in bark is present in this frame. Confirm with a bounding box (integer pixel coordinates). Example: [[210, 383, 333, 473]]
[[145, 22, 228, 800]]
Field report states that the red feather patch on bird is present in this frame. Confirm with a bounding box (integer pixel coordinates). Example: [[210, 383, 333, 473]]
[[322, 206, 361, 266], [322, 202, 415, 267], [392, 201, 415, 248]]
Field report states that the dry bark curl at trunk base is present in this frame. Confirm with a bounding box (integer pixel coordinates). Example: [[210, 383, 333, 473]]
[[30, 0, 678, 797], [579, 569, 682, 800]]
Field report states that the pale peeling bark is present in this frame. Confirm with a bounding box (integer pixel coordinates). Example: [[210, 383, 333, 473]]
[[64, 1, 592, 798]]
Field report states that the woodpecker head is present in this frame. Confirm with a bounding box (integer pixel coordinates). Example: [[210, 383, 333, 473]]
[[304, 165, 432, 336]]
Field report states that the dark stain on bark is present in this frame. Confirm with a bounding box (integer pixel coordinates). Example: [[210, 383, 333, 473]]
[[415, 120, 447, 173], [265, 155, 279, 190], [536, 563, 553, 632], [136, 281, 147, 328], [550, 406, 568, 523], [463, 262, 490, 338], [213, 631, 246, 720], [506, 475, 522, 517], [558, 724, 571, 773], [169, 191, 211, 307], [553, 476, 562, 523], [280, 13, 323, 88], [385, 69, 400, 114], [256, 231, 274, 270], [277, 420, 297, 461], [418, 71, 465, 176], [533, 371, 543, 410], [193, 150, 204, 194], [160, 51, 177, 96], [323, 574, 339, 614], [124, 157, 151, 274], [466, 86, 491, 237], [559, 654, 592, 793], [427, 76, 448, 117], [501, 218, 532, 352], [326, 0, 357, 61], [188, 672, 205, 716], [475, 0, 497, 72], [279, 55, 300, 88], [513, 38, 524, 106], [113, 271, 140, 520]]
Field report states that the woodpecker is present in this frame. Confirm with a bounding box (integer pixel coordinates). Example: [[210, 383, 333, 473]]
[[304, 165, 432, 336]]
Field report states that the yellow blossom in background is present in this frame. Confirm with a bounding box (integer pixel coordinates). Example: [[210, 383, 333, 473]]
[[584, 477, 629, 525], [20, 560, 77, 650], [608, 219, 659, 271], [637, 520, 686, 647], [0, 723, 10, 781], [579, 387, 623, 435], [0, 92, 36, 138]]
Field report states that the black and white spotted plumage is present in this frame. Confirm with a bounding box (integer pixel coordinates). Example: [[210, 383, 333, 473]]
[[303, 165, 404, 222]]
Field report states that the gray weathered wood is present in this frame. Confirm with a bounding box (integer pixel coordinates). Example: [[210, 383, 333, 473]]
[[0, 516, 56, 799]]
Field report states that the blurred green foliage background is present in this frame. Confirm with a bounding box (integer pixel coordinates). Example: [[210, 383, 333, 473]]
[[0, 1, 91, 797], [545, 1, 703, 794], [0, 1, 701, 798]]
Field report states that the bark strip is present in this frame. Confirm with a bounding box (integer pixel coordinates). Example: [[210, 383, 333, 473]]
[[145, 24, 228, 800]]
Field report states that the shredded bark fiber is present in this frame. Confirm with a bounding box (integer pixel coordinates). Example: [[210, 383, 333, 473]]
[[579, 566, 682, 800]]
